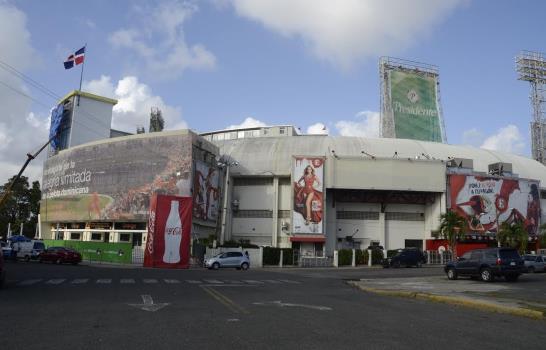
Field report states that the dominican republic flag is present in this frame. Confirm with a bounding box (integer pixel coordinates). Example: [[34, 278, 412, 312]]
[[63, 46, 85, 69]]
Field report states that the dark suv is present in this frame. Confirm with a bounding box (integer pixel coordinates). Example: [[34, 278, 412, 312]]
[[445, 248, 524, 282], [382, 248, 426, 268]]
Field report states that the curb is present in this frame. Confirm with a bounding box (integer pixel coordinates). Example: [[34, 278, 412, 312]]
[[348, 281, 544, 320]]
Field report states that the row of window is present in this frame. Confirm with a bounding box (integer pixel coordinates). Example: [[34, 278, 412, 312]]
[[336, 211, 425, 221], [67, 232, 132, 242]]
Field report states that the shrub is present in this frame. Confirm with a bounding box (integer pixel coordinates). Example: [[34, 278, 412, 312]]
[[338, 249, 353, 266], [371, 249, 384, 265], [263, 247, 280, 265], [355, 249, 369, 265], [281, 248, 294, 265]]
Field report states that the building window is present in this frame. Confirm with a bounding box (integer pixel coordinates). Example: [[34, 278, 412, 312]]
[[279, 127, 285, 134], [234, 210, 273, 218], [119, 234, 131, 242], [238, 131, 245, 139], [385, 212, 425, 221], [91, 233, 102, 241], [336, 211, 379, 220], [278, 210, 291, 218], [70, 232, 81, 240]]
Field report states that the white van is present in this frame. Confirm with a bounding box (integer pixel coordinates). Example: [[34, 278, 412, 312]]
[[12, 240, 46, 261]]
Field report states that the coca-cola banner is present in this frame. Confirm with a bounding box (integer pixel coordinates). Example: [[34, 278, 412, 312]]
[[449, 174, 540, 235], [192, 160, 220, 222], [292, 157, 325, 234], [144, 194, 192, 269]]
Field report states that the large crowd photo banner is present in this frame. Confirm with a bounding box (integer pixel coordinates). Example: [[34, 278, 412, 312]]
[[292, 157, 325, 234], [449, 174, 540, 235]]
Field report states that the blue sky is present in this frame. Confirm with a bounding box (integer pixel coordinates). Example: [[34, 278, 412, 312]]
[[0, 0, 545, 183]]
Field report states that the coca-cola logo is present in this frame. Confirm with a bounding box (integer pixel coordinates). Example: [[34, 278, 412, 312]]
[[166, 226, 182, 236], [146, 210, 155, 254]]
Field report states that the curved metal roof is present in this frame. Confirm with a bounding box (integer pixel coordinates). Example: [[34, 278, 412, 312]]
[[217, 136, 546, 185]]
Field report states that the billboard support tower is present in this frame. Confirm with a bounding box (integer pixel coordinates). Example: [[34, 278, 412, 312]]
[[516, 51, 546, 164], [380, 57, 447, 143]]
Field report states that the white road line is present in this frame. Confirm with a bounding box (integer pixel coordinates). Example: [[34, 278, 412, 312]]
[[204, 279, 223, 284], [186, 280, 202, 284], [243, 280, 264, 284], [225, 280, 243, 284], [143, 279, 158, 284], [164, 279, 180, 284], [120, 279, 135, 284], [46, 279, 66, 285], [279, 279, 301, 284], [18, 279, 42, 286], [96, 279, 112, 284], [263, 280, 282, 284], [71, 279, 89, 284]]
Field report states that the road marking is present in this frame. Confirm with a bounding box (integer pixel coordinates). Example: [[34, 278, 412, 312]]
[[204, 279, 223, 284], [164, 279, 180, 284], [120, 279, 135, 284], [279, 279, 301, 284], [143, 279, 158, 284], [71, 279, 89, 284], [18, 279, 42, 286], [186, 280, 202, 284], [96, 279, 112, 284], [225, 280, 243, 284], [253, 300, 332, 311], [201, 286, 249, 314], [128, 295, 170, 312], [46, 279, 66, 285], [263, 280, 282, 284], [243, 280, 264, 284]]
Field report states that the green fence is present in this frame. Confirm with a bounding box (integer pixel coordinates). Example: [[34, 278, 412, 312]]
[[43, 240, 133, 264]]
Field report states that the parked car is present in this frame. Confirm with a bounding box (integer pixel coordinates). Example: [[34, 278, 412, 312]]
[[523, 254, 546, 273], [382, 248, 426, 268], [204, 252, 250, 270], [0, 247, 5, 288], [445, 247, 525, 282], [0, 241, 13, 261], [12, 240, 46, 261], [39, 247, 82, 265]]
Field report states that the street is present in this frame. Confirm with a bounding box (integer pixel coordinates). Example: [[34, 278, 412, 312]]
[[1, 262, 545, 349]]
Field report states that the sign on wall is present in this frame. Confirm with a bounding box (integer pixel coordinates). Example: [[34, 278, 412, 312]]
[[449, 175, 540, 235], [192, 160, 220, 222], [144, 194, 192, 269], [292, 157, 325, 234], [41, 134, 192, 221]]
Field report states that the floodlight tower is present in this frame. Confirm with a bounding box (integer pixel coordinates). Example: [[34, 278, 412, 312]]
[[516, 51, 546, 164]]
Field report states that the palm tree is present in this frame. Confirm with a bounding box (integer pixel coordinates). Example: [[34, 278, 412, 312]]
[[497, 222, 528, 254], [438, 210, 466, 258]]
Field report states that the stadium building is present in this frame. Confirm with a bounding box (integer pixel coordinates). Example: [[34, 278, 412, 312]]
[[39, 90, 546, 260]]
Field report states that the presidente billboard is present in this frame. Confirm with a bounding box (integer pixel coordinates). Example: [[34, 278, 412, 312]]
[[292, 157, 325, 235], [449, 175, 540, 235], [41, 133, 193, 222], [385, 68, 443, 142], [192, 160, 220, 223]]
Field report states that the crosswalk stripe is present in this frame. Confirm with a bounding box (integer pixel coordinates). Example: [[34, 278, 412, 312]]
[[46, 279, 66, 285], [164, 279, 180, 284], [225, 280, 243, 284], [143, 279, 158, 284], [243, 280, 264, 284], [120, 279, 135, 284], [263, 280, 282, 284], [186, 280, 202, 284], [18, 279, 42, 286], [96, 279, 112, 284], [279, 279, 301, 284], [71, 279, 89, 284], [204, 279, 223, 284]]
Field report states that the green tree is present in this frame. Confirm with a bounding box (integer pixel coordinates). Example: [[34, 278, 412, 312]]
[[497, 222, 528, 254], [0, 175, 41, 238], [438, 210, 466, 257], [149, 107, 164, 132], [539, 223, 546, 249]]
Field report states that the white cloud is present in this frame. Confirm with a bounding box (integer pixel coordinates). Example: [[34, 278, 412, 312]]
[[83, 75, 187, 133], [335, 111, 380, 137], [108, 1, 216, 79], [0, 3, 47, 184], [461, 128, 483, 147], [306, 122, 328, 135], [229, 0, 464, 70], [226, 117, 267, 130], [480, 125, 525, 155]]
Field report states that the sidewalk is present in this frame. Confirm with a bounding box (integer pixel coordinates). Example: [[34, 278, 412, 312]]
[[349, 276, 546, 320]]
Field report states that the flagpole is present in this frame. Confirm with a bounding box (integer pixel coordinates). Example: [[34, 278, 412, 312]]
[[77, 43, 86, 106]]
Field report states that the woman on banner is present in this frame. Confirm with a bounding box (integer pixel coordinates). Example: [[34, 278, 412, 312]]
[[296, 165, 321, 225]]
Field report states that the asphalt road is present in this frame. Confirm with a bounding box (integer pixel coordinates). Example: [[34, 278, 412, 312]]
[[1, 261, 545, 350]]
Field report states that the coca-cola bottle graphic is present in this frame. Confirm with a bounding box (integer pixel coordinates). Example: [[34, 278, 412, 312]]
[[163, 200, 182, 264]]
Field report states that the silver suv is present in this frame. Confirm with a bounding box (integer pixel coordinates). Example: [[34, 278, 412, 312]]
[[205, 252, 250, 270]]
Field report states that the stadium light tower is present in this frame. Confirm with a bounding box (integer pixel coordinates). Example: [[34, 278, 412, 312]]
[[516, 50, 546, 164]]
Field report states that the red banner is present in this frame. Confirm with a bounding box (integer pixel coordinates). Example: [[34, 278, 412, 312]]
[[144, 194, 192, 269]]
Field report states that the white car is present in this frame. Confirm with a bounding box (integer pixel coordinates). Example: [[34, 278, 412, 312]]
[[204, 252, 250, 270], [523, 255, 546, 273]]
